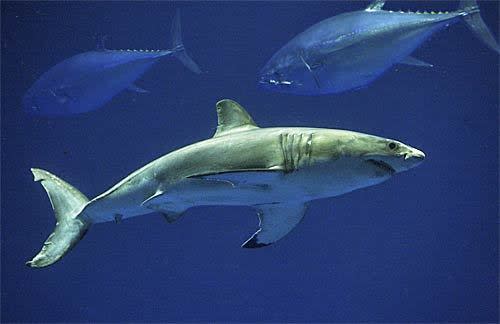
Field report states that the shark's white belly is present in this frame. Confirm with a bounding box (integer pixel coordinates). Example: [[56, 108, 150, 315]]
[[154, 158, 391, 211]]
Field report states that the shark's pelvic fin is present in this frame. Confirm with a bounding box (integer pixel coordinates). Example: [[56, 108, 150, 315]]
[[399, 56, 434, 68], [242, 202, 307, 248], [213, 99, 259, 138], [366, 0, 386, 11]]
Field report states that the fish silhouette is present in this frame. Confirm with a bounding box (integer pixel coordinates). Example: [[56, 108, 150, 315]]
[[258, 0, 499, 95], [23, 9, 201, 116]]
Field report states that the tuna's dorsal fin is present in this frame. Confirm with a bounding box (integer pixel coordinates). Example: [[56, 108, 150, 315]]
[[366, 0, 386, 11], [213, 99, 259, 138]]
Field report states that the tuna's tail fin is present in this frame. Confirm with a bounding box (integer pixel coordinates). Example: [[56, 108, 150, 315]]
[[170, 9, 202, 74], [26, 168, 91, 268], [458, 0, 500, 53]]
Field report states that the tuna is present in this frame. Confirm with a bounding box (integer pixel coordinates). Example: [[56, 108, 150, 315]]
[[258, 0, 499, 95], [23, 9, 201, 116]]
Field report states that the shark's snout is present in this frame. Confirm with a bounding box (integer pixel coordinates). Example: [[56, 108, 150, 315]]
[[394, 147, 426, 172], [366, 145, 426, 175], [407, 147, 425, 159], [404, 148, 426, 167]]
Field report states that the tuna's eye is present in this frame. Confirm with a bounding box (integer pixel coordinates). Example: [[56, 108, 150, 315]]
[[388, 142, 397, 150]]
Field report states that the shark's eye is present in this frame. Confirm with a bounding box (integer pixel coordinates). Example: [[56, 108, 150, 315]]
[[388, 142, 397, 150]]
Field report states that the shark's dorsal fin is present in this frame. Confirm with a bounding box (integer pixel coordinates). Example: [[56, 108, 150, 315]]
[[365, 0, 386, 11], [213, 99, 259, 138]]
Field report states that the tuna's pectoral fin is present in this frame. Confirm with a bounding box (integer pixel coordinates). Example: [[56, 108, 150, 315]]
[[242, 202, 307, 248], [300, 55, 321, 88], [50, 86, 77, 104], [127, 83, 149, 93], [399, 56, 434, 68]]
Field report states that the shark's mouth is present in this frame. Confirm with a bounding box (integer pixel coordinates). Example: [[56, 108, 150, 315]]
[[366, 159, 396, 174]]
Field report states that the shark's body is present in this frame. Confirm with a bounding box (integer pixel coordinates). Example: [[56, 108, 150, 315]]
[[27, 99, 425, 268], [23, 10, 200, 116], [258, 0, 500, 95]]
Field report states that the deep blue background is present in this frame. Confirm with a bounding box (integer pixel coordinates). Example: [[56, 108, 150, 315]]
[[1, 1, 498, 322]]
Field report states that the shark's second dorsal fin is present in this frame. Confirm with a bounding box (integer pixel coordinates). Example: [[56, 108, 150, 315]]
[[213, 99, 259, 137], [366, 0, 386, 11]]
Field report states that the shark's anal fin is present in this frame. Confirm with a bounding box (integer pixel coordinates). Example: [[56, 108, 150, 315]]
[[213, 99, 259, 137], [144, 201, 186, 224], [366, 0, 386, 11], [161, 211, 184, 223], [141, 190, 186, 223], [114, 214, 123, 224], [242, 202, 307, 248], [399, 56, 434, 68]]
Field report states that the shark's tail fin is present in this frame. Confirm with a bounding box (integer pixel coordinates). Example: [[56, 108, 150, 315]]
[[458, 0, 500, 53], [26, 168, 91, 268], [170, 9, 202, 74]]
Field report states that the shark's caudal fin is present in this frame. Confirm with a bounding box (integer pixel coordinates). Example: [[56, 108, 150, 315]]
[[458, 0, 500, 53], [170, 9, 202, 73], [26, 168, 91, 268]]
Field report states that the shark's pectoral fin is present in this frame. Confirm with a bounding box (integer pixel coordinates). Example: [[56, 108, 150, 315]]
[[399, 56, 434, 68], [242, 202, 307, 248]]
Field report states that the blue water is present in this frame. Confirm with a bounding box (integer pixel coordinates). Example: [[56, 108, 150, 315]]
[[1, 1, 498, 322]]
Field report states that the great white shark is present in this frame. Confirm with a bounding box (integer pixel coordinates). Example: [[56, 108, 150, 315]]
[[27, 99, 425, 268]]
